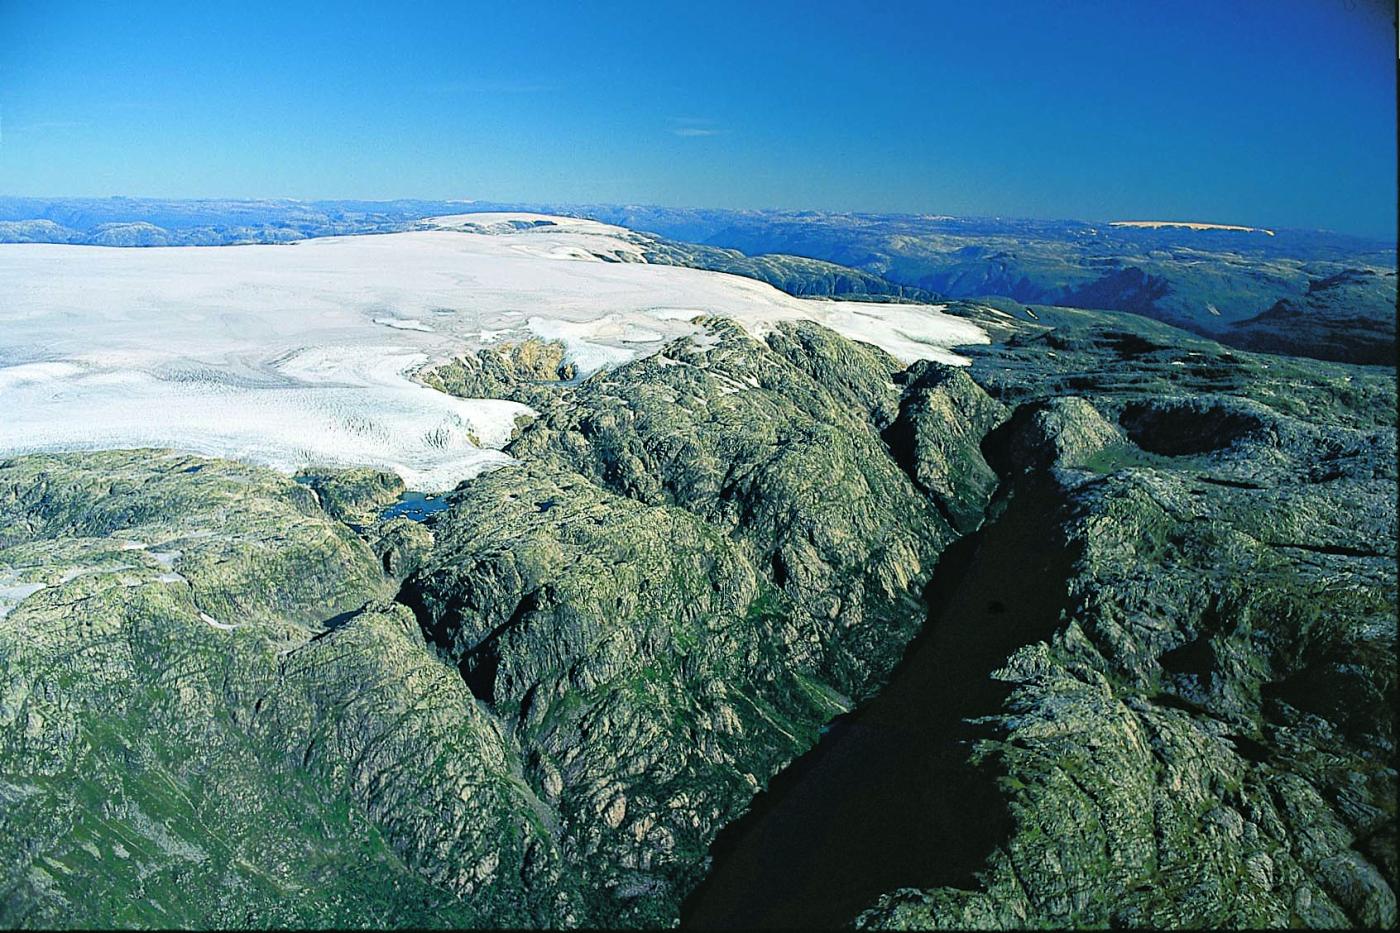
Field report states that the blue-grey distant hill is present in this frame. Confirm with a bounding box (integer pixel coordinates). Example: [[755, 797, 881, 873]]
[[1, 197, 1392, 365], [576, 206, 1396, 367], [0, 196, 472, 246]]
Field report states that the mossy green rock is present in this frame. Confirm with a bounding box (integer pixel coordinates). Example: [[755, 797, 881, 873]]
[[405, 463, 828, 926], [0, 451, 574, 928], [3, 305, 1391, 930], [857, 313, 1397, 930], [505, 318, 957, 698], [421, 338, 576, 410], [293, 467, 406, 527], [884, 361, 1008, 531], [404, 318, 997, 924], [0, 320, 1004, 929]]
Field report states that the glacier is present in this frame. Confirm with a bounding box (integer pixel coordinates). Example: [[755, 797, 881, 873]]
[[0, 214, 987, 490]]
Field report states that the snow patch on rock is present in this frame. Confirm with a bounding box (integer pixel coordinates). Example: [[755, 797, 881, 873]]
[[0, 214, 986, 490]]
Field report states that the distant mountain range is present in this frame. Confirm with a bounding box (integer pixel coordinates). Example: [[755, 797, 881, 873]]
[[0, 196, 459, 246], [575, 206, 1396, 366], [1, 197, 1393, 365]]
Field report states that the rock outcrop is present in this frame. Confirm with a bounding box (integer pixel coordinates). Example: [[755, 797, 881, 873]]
[[0, 451, 569, 927], [1, 306, 1393, 931], [857, 315, 1397, 930], [420, 338, 577, 410], [1, 319, 1006, 928], [402, 318, 988, 924]]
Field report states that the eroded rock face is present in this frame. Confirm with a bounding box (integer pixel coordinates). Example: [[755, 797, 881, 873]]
[[421, 338, 577, 409], [1118, 396, 1280, 456], [2, 308, 1393, 931], [0, 451, 570, 928], [371, 516, 435, 578], [503, 319, 957, 698], [405, 463, 811, 925], [1, 321, 1007, 929], [995, 395, 1124, 473], [857, 317, 1397, 931], [293, 467, 406, 527], [883, 362, 1008, 532], [402, 319, 995, 925]]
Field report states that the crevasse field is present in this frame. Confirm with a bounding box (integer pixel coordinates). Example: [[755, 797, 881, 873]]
[[0, 214, 987, 490]]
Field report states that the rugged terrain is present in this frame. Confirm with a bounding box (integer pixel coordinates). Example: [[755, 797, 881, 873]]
[[0, 315, 995, 927], [575, 207, 1399, 367], [0, 261, 1394, 927], [852, 312, 1398, 927]]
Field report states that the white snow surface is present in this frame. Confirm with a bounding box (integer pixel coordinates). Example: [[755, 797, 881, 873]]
[[1, 213, 987, 491]]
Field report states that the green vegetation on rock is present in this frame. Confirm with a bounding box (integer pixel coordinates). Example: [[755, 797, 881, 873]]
[[419, 338, 577, 411], [856, 309, 1397, 930], [1, 298, 1393, 931], [0, 451, 568, 928], [293, 467, 406, 527], [2, 316, 1007, 928], [403, 317, 989, 925]]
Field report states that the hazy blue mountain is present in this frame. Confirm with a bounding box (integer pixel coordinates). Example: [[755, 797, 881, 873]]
[[0, 196, 488, 245], [570, 207, 1396, 366], [1226, 267, 1398, 365]]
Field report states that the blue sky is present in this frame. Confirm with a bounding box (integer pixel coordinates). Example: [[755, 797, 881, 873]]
[[1, 0, 1395, 237]]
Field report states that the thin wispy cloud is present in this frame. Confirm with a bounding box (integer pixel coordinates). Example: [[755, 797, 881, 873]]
[[668, 117, 727, 138]]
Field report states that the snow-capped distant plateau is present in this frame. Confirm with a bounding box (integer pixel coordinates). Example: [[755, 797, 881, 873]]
[[0, 213, 987, 490], [1108, 220, 1275, 236]]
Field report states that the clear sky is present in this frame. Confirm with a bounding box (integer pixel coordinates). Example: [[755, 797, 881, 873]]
[[1, 0, 1395, 238]]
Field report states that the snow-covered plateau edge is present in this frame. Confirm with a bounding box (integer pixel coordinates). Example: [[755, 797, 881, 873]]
[[0, 213, 988, 491]]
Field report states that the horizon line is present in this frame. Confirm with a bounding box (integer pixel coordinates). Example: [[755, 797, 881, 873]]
[[0, 192, 1394, 244]]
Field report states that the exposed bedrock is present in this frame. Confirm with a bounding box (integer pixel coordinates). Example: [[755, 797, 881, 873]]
[[1, 310, 1394, 931], [882, 361, 1008, 532], [856, 322, 1397, 930], [0, 452, 572, 928], [419, 337, 578, 411], [0, 319, 1004, 929], [401, 318, 1002, 925]]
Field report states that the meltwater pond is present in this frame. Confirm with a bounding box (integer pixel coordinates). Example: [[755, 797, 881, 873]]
[[382, 491, 452, 522]]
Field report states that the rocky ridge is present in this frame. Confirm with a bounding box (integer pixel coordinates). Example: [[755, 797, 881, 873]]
[[402, 318, 980, 925], [0, 316, 998, 927], [0, 298, 1393, 930], [855, 309, 1397, 929]]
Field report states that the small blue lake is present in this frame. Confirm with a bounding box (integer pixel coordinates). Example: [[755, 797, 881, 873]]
[[382, 491, 452, 522]]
